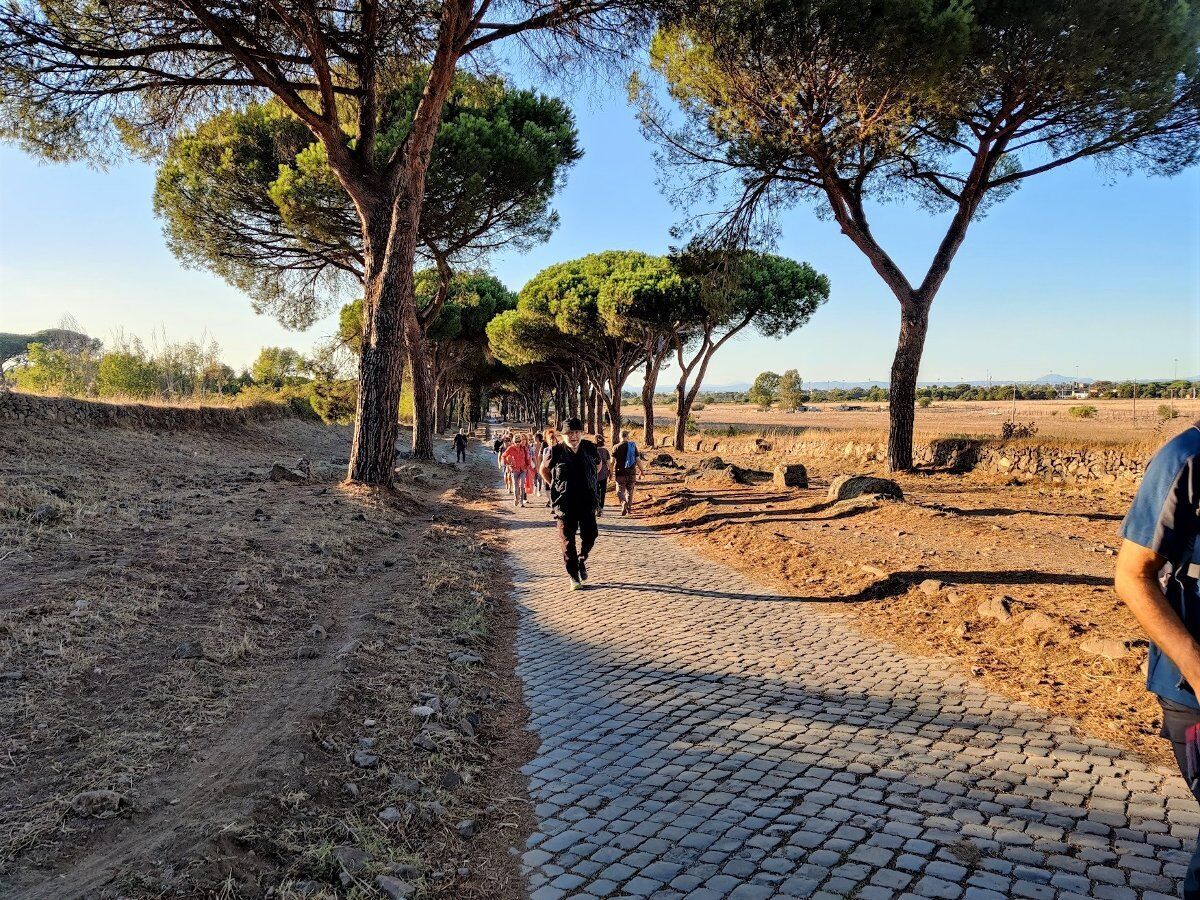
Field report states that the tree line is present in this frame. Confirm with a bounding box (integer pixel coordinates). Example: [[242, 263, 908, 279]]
[[1, 324, 363, 423], [1, 0, 1196, 483]]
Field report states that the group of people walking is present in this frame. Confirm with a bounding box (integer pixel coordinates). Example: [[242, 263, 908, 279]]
[[491, 418, 646, 589]]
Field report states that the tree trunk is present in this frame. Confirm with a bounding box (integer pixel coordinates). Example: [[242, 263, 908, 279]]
[[886, 299, 931, 471], [606, 374, 622, 437], [467, 381, 482, 427], [347, 267, 406, 485], [673, 377, 688, 452], [642, 355, 661, 447], [432, 377, 444, 434]]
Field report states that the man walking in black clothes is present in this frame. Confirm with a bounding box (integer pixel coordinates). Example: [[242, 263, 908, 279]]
[[539, 417, 602, 590], [453, 429, 469, 463]]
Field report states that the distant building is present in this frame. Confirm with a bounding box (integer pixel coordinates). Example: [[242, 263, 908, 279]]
[[1054, 382, 1090, 400]]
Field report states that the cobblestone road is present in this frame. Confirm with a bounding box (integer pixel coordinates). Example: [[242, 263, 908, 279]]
[[499, 493, 1196, 900]]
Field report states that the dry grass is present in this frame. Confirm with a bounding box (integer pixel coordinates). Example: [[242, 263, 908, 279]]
[[0, 419, 531, 898], [653, 398, 1200, 447]]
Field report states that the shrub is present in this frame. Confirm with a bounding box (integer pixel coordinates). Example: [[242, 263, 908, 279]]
[[1000, 420, 1038, 440], [96, 350, 159, 398], [684, 415, 699, 435], [917, 397, 932, 408], [310, 379, 357, 424], [1068, 405, 1097, 419], [1158, 404, 1179, 421], [237, 384, 320, 420], [692, 401, 706, 411]]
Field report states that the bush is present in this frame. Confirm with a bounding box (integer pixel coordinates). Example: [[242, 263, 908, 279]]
[[310, 379, 357, 424], [684, 415, 699, 435], [1158, 404, 1179, 422], [917, 397, 932, 408], [237, 384, 320, 420], [1000, 420, 1038, 440], [96, 350, 159, 398], [692, 402, 706, 411], [1068, 405, 1097, 419]]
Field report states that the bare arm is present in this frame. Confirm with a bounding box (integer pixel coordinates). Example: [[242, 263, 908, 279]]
[[538, 455, 551, 485], [1115, 539, 1200, 690]]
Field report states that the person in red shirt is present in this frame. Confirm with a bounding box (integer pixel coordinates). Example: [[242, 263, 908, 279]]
[[501, 432, 534, 507]]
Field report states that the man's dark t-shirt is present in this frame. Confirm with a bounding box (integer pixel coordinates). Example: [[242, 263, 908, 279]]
[[547, 439, 600, 519], [613, 441, 641, 477], [454, 434, 468, 451]]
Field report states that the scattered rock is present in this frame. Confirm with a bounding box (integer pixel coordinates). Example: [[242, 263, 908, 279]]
[[2, 669, 25, 681], [419, 800, 447, 821], [440, 771, 463, 791], [377, 806, 405, 824], [755, 438, 773, 452], [342, 781, 359, 797], [456, 819, 477, 839], [69, 789, 123, 818], [650, 452, 678, 468], [306, 624, 327, 640], [351, 749, 379, 768], [173, 641, 203, 660], [331, 845, 369, 875], [411, 705, 436, 718], [918, 579, 943, 597], [860, 564, 888, 579], [375, 875, 416, 900], [977, 595, 1013, 622], [1021, 611, 1058, 633], [269, 462, 307, 483], [827, 474, 904, 503], [773, 464, 809, 489], [30, 503, 58, 524], [697, 455, 726, 471], [392, 776, 422, 795], [451, 653, 483, 665], [413, 733, 438, 752], [1081, 637, 1134, 660]]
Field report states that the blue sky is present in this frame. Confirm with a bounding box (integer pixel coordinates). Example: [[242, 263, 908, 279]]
[[1, 74, 1198, 385]]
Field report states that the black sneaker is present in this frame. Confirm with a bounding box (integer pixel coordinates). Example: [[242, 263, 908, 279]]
[[578, 559, 588, 582]]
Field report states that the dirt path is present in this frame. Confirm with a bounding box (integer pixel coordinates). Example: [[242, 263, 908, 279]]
[[500, 488, 1195, 899], [1, 421, 530, 899]]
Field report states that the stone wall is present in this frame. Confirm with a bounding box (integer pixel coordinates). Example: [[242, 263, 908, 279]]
[[0, 391, 294, 430], [691, 432, 1148, 485]]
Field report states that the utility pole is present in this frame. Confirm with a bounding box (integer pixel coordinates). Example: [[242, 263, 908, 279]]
[[1132, 378, 1137, 424], [1011, 383, 1017, 424]]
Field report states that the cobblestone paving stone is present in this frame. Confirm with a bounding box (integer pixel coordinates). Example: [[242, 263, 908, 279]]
[[499, 494, 1196, 900]]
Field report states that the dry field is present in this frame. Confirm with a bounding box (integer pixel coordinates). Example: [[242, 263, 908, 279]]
[[654, 397, 1200, 445], [0, 417, 530, 899], [634, 436, 1174, 767]]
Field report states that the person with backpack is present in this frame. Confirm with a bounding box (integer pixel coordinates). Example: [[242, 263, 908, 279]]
[[453, 429, 469, 464], [539, 417, 603, 589], [611, 429, 646, 516]]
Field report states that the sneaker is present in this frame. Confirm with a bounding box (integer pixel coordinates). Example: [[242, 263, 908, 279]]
[[578, 560, 588, 582], [568, 576, 583, 591]]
